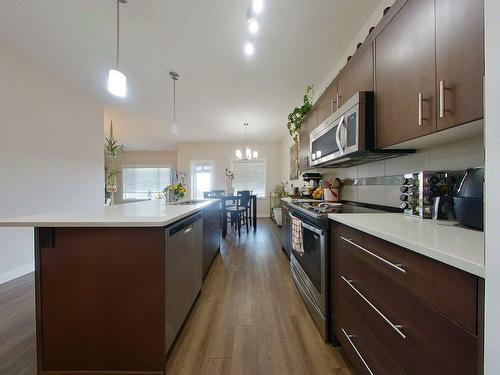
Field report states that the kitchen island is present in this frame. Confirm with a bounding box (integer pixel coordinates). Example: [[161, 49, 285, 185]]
[[0, 199, 220, 375]]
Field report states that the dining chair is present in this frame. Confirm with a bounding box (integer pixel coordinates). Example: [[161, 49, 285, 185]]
[[212, 190, 225, 197], [227, 191, 250, 236], [203, 191, 212, 198]]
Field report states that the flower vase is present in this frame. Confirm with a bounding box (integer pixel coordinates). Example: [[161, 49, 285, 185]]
[[227, 186, 235, 196]]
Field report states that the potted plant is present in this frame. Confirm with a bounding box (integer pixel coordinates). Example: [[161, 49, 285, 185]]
[[287, 85, 314, 143], [164, 182, 186, 202], [271, 182, 288, 226], [105, 136, 125, 158], [104, 121, 125, 205]]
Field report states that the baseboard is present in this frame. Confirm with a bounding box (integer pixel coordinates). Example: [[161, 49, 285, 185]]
[[0, 263, 34, 285]]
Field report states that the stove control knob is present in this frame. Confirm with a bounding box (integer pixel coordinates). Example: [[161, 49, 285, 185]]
[[400, 202, 411, 210], [402, 177, 413, 185]]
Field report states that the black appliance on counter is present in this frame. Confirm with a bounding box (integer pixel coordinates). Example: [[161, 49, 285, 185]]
[[302, 172, 322, 189], [453, 166, 484, 230], [287, 200, 399, 341]]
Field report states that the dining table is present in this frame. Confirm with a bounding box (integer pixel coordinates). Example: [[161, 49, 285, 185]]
[[217, 194, 257, 238]]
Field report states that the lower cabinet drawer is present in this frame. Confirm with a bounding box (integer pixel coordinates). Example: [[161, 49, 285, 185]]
[[334, 293, 407, 375], [336, 271, 409, 370], [331, 222, 483, 375], [406, 298, 481, 375], [333, 223, 479, 334]]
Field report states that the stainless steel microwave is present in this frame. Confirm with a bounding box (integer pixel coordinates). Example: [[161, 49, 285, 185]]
[[309, 92, 412, 168]]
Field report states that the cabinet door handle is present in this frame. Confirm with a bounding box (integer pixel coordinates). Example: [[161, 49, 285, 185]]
[[341, 276, 406, 340], [439, 80, 445, 118], [418, 92, 427, 126], [336, 93, 341, 111], [341, 328, 375, 375], [340, 236, 406, 274]]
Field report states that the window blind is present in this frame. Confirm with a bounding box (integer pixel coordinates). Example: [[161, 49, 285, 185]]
[[122, 166, 171, 200], [232, 160, 266, 197]]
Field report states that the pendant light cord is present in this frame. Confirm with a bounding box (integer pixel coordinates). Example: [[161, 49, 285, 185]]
[[173, 78, 176, 122], [116, 0, 120, 68]]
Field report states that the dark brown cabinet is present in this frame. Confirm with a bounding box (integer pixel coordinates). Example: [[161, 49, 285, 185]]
[[281, 203, 291, 258], [202, 203, 221, 279], [435, 0, 484, 130], [298, 110, 318, 172], [331, 222, 483, 375], [375, 0, 436, 148], [337, 44, 374, 109], [36, 227, 166, 373], [316, 81, 338, 125]]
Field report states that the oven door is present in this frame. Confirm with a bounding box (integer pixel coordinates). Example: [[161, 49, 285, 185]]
[[290, 216, 326, 313]]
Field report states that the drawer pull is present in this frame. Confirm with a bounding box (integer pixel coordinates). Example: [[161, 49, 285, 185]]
[[341, 328, 375, 375], [342, 276, 406, 340], [340, 236, 406, 274]]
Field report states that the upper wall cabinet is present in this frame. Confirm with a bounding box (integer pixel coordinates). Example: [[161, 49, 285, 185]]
[[299, 110, 318, 172], [337, 44, 374, 110], [316, 81, 338, 125], [375, 0, 436, 148], [435, 0, 484, 131]]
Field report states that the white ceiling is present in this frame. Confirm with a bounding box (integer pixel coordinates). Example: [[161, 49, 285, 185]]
[[0, 0, 381, 150]]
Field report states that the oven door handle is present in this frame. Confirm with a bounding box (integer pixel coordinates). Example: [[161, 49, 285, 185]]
[[289, 211, 325, 236], [301, 221, 325, 236]]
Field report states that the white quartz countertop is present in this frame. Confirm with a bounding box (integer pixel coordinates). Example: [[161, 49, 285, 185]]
[[0, 199, 219, 228], [328, 213, 485, 277]]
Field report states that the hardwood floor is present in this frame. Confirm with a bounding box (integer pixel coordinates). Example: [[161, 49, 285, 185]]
[[0, 273, 36, 375], [0, 219, 352, 375], [166, 219, 353, 375]]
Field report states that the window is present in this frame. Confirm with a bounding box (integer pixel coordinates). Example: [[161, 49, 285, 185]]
[[191, 161, 214, 199], [122, 165, 171, 200], [231, 159, 266, 198]]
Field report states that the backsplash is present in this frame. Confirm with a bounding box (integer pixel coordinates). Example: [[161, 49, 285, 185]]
[[322, 135, 484, 208]]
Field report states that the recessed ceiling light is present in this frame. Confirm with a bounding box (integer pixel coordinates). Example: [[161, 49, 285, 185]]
[[244, 42, 254, 56], [252, 0, 264, 14], [248, 18, 259, 34]]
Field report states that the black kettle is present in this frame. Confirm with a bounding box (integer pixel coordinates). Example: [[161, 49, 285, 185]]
[[453, 167, 484, 230]]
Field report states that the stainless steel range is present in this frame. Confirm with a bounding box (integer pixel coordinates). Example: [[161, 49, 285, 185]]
[[287, 200, 395, 341]]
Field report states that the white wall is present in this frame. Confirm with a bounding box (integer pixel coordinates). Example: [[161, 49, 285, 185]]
[[0, 42, 104, 284], [484, 0, 499, 373], [177, 143, 281, 216]]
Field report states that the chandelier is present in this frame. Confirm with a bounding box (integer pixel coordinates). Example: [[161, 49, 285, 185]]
[[235, 122, 258, 160]]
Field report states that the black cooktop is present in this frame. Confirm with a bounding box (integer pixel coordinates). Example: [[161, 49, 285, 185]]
[[289, 200, 401, 220]]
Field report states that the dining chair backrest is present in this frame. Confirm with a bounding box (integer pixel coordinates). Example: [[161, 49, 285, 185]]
[[212, 190, 225, 197], [237, 190, 251, 208], [203, 191, 212, 198]]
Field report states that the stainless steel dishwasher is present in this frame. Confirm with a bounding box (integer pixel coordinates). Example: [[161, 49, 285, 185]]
[[165, 212, 203, 353]]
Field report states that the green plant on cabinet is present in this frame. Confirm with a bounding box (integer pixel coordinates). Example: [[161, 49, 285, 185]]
[[287, 85, 314, 142]]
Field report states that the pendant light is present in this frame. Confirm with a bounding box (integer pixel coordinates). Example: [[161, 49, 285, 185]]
[[108, 0, 127, 98], [235, 123, 258, 160], [169, 71, 180, 134]]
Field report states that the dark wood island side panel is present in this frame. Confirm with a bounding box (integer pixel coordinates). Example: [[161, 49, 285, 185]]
[[35, 227, 166, 375]]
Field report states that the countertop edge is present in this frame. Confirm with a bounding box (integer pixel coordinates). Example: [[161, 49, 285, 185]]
[[329, 214, 485, 278], [0, 199, 219, 228]]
